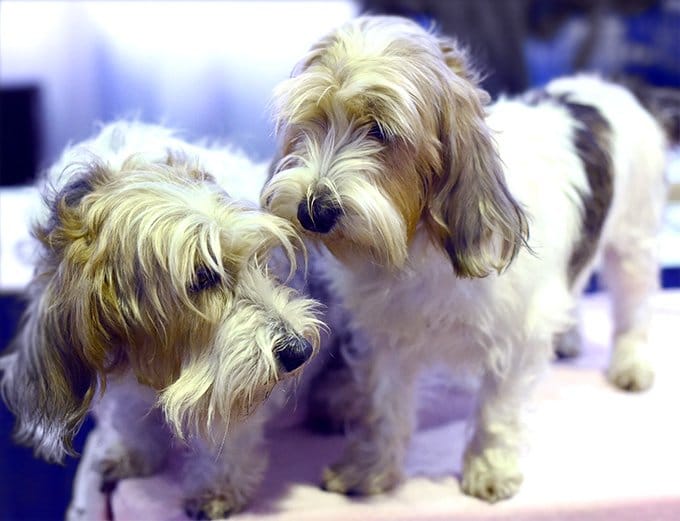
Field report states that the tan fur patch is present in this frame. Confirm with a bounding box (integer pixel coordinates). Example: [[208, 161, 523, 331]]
[[265, 16, 528, 275]]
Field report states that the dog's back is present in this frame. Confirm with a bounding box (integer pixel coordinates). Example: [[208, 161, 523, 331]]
[[485, 75, 666, 390], [545, 76, 667, 269], [487, 76, 667, 296], [45, 121, 270, 205]]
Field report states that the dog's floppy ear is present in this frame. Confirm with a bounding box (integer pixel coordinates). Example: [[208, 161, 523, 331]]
[[426, 37, 528, 278], [0, 284, 101, 462], [0, 164, 118, 462]]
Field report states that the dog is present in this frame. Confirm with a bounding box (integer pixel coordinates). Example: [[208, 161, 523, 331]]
[[261, 15, 668, 502], [0, 121, 322, 519]]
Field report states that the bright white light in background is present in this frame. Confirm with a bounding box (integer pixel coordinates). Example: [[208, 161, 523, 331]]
[[0, 0, 357, 161], [0, 1, 357, 80], [0, 2, 83, 84], [83, 1, 356, 70]]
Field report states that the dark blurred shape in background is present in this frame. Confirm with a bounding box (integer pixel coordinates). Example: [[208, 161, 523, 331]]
[[0, 87, 41, 186], [360, 0, 679, 140], [359, 0, 531, 97]]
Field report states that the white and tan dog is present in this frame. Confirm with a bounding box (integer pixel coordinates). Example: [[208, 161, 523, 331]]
[[0, 121, 321, 519], [262, 16, 667, 502]]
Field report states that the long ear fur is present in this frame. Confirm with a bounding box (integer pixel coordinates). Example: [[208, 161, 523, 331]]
[[427, 38, 528, 278], [0, 166, 115, 462], [0, 286, 99, 462]]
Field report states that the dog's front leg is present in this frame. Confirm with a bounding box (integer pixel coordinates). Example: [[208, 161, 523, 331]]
[[461, 366, 527, 503], [88, 374, 170, 493], [322, 346, 418, 495], [182, 406, 270, 520]]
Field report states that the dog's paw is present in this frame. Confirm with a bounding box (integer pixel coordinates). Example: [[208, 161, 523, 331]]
[[184, 492, 246, 520], [96, 447, 162, 492], [608, 336, 654, 392], [607, 358, 654, 392], [461, 450, 522, 503], [321, 458, 402, 495], [554, 326, 582, 359]]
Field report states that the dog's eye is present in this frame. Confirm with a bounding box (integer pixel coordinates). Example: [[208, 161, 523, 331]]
[[367, 122, 387, 142], [190, 266, 222, 292]]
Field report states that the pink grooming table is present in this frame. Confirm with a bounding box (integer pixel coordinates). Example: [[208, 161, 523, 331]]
[[70, 291, 680, 521]]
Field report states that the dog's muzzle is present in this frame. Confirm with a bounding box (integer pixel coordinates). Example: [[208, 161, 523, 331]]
[[297, 196, 342, 234], [275, 336, 314, 372]]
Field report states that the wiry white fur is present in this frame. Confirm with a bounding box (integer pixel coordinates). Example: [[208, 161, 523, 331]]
[[263, 16, 667, 503], [548, 77, 667, 389], [0, 121, 322, 519]]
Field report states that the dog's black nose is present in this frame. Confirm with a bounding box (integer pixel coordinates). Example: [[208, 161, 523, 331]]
[[297, 198, 342, 233], [275, 337, 314, 372]]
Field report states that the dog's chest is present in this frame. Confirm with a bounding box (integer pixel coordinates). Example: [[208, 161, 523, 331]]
[[327, 247, 491, 358]]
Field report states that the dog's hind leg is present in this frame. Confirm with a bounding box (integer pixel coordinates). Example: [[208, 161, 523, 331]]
[[554, 318, 583, 359], [305, 327, 367, 434], [601, 242, 659, 392], [601, 143, 665, 392]]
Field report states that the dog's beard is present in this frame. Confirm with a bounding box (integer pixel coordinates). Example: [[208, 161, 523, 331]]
[[158, 267, 321, 442]]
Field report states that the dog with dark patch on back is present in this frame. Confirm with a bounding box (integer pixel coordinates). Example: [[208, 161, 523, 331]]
[[262, 16, 668, 502], [0, 121, 322, 519]]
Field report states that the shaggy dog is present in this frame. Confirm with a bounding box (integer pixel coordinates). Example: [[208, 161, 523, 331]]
[[0, 121, 321, 519], [262, 16, 667, 502]]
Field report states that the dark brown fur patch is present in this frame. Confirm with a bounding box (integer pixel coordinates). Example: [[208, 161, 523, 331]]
[[527, 91, 614, 286], [564, 100, 613, 285]]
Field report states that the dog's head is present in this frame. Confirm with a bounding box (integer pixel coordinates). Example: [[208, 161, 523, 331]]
[[262, 15, 527, 275], [0, 153, 321, 461]]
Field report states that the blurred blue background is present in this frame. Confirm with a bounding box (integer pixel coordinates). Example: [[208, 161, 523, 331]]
[[0, 1, 678, 519]]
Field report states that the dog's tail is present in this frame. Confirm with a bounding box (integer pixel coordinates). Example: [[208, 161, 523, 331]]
[[0, 290, 98, 463]]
